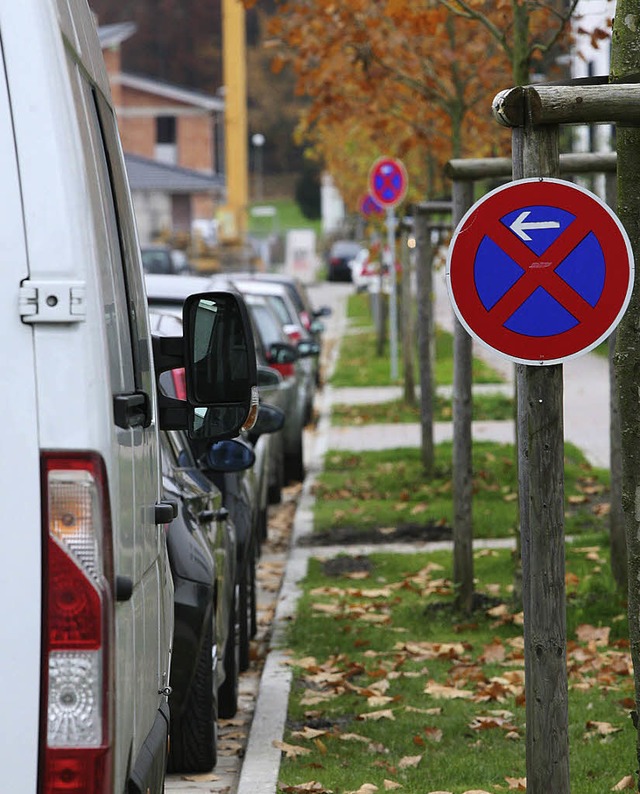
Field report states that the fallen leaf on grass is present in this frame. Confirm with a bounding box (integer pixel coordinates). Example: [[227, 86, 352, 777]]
[[585, 720, 622, 738], [505, 778, 527, 790], [425, 681, 474, 700], [612, 775, 636, 790], [358, 708, 395, 721], [398, 755, 422, 769], [345, 785, 378, 794], [273, 740, 311, 758], [291, 727, 328, 740], [383, 781, 402, 790], [576, 624, 611, 647], [279, 783, 333, 794]]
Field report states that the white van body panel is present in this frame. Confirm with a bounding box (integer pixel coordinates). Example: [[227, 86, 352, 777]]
[[0, 1, 172, 790]]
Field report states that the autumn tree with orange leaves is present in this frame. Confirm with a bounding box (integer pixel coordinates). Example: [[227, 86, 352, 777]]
[[248, 0, 583, 208], [252, 2, 511, 206]]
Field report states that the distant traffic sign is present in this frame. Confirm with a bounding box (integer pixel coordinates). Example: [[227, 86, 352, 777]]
[[446, 178, 634, 365], [369, 157, 408, 208], [359, 193, 384, 217]]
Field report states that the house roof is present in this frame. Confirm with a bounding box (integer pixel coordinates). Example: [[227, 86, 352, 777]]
[[114, 73, 224, 112], [98, 22, 137, 50], [124, 153, 225, 195]]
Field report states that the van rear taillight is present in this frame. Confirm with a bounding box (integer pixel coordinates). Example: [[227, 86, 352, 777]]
[[40, 454, 114, 794]]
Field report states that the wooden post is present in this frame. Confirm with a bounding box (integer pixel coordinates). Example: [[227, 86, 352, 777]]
[[511, 87, 569, 794], [451, 182, 475, 614], [415, 208, 435, 475], [606, 171, 627, 591], [400, 223, 415, 405]]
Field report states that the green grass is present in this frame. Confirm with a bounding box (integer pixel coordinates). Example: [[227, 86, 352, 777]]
[[248, 198, 322, 238], [312, 442, 609, 539], [279, 544, 633, 794], [331, 392, 514, 425], [331, 293, 503, 388]]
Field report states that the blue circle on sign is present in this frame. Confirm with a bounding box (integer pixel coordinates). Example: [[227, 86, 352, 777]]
[[474, 204, 606, 337]]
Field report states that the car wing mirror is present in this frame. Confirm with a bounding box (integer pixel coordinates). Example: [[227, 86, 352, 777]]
[[249, 402, 285, 441], [297, 340, 320, 358], [205, 437, 256, 472], [152, 291, 259, 440]]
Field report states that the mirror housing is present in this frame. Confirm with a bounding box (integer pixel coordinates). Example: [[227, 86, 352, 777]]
[[314, 306, 332, 318], [152, 290, 258, 440], [297, 340, 321, 358], [248, 402, 285, 443], [204, 437, 256, 473], [257, 365, 283, 389], [267, 342, 298, 365]]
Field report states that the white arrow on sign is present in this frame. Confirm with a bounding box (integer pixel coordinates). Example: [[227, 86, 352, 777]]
[[509, 211, 560, 241]]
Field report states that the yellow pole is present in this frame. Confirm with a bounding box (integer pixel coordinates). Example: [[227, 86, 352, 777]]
[[222, 0, 248, 241]]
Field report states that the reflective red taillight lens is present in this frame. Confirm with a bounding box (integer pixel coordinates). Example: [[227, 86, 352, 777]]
[[40, 453, 113, 794]]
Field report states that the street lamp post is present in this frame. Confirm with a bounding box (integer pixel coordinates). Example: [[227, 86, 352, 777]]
[[251, 133, 265, 203]]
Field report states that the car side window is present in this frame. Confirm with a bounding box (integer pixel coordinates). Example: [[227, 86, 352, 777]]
[[93, 91, 154, 394], [66, 55, 135, 393]]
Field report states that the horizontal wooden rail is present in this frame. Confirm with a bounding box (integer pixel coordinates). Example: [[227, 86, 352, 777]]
[[445, 151, 616, 180], [493, 84, 640, 127]]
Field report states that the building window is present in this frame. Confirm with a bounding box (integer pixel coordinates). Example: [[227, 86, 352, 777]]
[[156, 116, 176, 145], [155, 116, 177, 165]]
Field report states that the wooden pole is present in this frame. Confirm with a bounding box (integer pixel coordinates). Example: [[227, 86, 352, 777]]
[[400, 224, 415, 405], [512, 87, 569, 794], [451, 181, 475, 614], [415, 208, 435, 475]]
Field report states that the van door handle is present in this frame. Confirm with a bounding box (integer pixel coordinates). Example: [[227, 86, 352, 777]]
[[155, 500, 178, 524], [113, 392, 151, 429], [215, 507, 229, 522]]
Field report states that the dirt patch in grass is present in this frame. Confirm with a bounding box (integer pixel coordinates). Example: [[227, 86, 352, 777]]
[[299, 521, 453, 546], [321, 555, 375, 577]]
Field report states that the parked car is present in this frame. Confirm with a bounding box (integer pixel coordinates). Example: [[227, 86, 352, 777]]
[[161, 429, 256, 771], [241, 291, 309, 484], [231, 277, 320, 426], [229, 271, 331, 383], [0, 5, 257, 793], [142, 243, 192, 275], [145, 275, 283, 673], [326, 239, 361, 281]]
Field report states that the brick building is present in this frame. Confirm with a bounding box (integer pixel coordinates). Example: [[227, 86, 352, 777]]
[[98, 22, 225, 244]]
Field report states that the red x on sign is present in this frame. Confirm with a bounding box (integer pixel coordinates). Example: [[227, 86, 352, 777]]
[[446, 178, 633, 365]]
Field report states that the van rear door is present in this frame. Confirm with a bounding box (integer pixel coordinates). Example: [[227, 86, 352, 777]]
[[0, 48, 41, 792]]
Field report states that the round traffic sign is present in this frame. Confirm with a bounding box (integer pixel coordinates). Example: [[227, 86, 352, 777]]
[[359, 193, 384, 218], [369, 157, 408, 208], [446, 178, 634, 365]]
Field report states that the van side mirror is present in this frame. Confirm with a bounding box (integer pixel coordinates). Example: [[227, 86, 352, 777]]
[[152, 291, 258, 440]]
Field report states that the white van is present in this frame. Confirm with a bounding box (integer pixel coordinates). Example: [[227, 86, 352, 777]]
[[0, 2, 257, 792]]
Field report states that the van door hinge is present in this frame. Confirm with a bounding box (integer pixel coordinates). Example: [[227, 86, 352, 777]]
[[19, 279, 86, 323]]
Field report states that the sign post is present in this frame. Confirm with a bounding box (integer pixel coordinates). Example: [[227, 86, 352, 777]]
[[369, 157, 408, 380], [446, 89, 633, 794]]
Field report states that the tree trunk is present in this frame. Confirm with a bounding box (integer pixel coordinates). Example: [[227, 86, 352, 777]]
[[611, 3, 640, 772]]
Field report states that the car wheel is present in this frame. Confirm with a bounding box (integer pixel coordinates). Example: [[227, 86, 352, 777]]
[[285, 433, 305, 483], [218, 585, 239, 719], [167, 621, 218, 773]]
